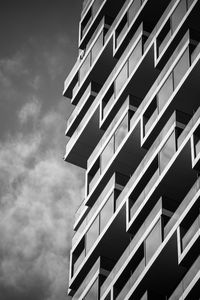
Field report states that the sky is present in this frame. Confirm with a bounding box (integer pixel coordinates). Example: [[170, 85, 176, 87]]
[[0, 1, 85, 299]]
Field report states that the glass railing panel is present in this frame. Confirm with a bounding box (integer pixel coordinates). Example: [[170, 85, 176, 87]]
[[195, 139, 200, 157], [92, 0, 104, 17], [116, 22, 129, 48], [158, 30, 172, 56], [100, 192, 114, 233], [79, 53, 91, 83], [182, 215, 200, 250], [171, 0, 187, 34], [91, 29, 104, 65], [115, 62, 128, 97], [128, 38, 143, 76], [88, 170, 101, 194], [128, 0, 142, 25], [173, 47, 190, 89], [114, 113, 129, 151], [145, 218, 162, 264], [157, 73, 173, 112], [159, 130, 176, 173], [101, 136, 115, 172], [84, 277, 99, 300], [86, 215, 100, 255]]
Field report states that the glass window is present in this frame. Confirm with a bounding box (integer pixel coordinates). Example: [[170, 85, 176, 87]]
[[91, 30, 104, 65], [173, 48, 190, 89], [114, 113, 129, 151], [86, 216, 99, 254], [101, 137, 114, 172], [128, 38, 142, 75], [159, 131, 176, 173], [84, 278, 99, 300], [79, 53, 91, 83], [171, 0, 187, 33], [145, 218, 162, 264], [115, 62, 128, 96], [100, 193, 114, 233], [157, 73, 173, 112]]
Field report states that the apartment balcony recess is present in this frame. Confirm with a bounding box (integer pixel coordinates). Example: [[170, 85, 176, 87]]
[[100, 22, 160, 129], [155, 0, 199, 69], [72, 172, 128, 248], [113, 0, 171, 59], [66, 81, 100, 137], [69, 202, 130, 292], [168, 255, 200, 300], [141, 29, 200, 149], [79, 0, 125, 50], [64, 18, 115, 104], [100, 198, 166, 299]]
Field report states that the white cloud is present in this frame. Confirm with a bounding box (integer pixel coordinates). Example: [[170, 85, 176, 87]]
[[18, 96, 41, 124], [0, 105, 84, 300]]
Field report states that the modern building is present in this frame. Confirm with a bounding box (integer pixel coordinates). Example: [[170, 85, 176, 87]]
[[64, 0, 200, 299]]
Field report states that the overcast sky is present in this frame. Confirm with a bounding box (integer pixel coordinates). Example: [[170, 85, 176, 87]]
[[0, 1, 84, 299]]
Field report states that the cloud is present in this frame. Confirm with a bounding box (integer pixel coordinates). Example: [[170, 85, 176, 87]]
[[18, 96, 41, 124], [0, 103, 84, 300]]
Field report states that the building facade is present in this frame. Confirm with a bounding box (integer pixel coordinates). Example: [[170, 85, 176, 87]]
[[64, 0, 200, 299]]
